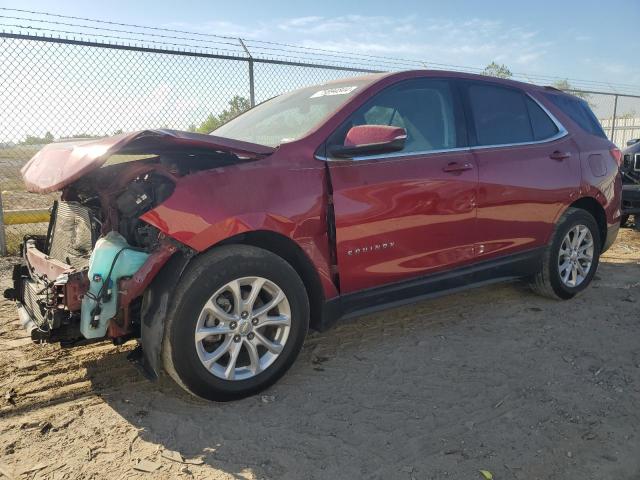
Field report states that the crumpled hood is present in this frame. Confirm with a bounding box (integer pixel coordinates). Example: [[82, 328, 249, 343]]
[[21, 129, 275, 193]]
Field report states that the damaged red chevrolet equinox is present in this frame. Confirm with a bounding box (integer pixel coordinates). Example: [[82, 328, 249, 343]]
[[8, 71, 622, 401]]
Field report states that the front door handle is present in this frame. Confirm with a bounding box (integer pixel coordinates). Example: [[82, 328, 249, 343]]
[[442, 162, 474, 173], [549, 151, 571, 161]]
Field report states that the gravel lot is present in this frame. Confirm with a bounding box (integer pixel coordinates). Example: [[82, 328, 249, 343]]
[[0, 228, 639, 480]]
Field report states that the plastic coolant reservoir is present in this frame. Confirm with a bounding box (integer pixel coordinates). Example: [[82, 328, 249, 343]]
[[80, 231, 149, 339]]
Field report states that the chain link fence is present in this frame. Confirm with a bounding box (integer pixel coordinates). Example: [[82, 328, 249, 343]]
[[1, 32, 638, 254]]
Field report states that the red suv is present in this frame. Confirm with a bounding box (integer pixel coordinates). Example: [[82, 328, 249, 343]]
[[10, 70, 622, 401]]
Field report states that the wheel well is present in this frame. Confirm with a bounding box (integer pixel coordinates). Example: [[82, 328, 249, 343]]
[[570, 197, 607, 249], [218, 230, 326, 330]]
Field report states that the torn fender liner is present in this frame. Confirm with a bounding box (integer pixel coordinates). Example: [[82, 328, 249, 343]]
[[139, 249, 192, 379], [21, 129, 275, 193]]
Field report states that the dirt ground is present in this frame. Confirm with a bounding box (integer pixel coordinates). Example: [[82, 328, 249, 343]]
[[0, 228, 639, 480]]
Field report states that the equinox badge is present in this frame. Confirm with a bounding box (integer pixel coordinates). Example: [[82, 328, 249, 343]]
[[347, 241, 395, 256]]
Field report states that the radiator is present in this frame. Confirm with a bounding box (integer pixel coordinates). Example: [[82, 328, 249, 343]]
[[22, 278, 48, 329], [48, 201, 94, 269]]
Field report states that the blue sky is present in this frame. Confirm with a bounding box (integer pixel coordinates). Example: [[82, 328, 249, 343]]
[[4, 0, 639, 86], [1, 0, 639, 142]]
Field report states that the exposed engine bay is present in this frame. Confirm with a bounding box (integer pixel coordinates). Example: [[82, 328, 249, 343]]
[[7, 144, 255, 346]]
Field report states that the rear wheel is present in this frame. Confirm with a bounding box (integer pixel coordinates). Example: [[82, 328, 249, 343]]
[[530, 208, 601, 299], [162, 245, 309, 401]]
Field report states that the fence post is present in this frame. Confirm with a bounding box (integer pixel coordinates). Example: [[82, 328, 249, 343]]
[[239, 38, 255, 107], [248, 59, 255, 108], [0, 190, 7, 256], [610, 94, 619, 143]]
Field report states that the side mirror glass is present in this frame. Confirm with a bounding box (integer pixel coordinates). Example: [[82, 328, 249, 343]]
[[329, 125, 406, 159]]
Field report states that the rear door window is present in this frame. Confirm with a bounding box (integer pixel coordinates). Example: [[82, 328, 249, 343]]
[[467, 83, 533, 146], [544, 93, 607, 138]]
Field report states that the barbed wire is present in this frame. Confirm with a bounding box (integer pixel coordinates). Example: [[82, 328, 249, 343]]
[[0, 6, 639, 95], [0, 23, 248, 57], [0, 14, 423, 70], [0, 7, 429, 66], [0, 14, 244, 50]]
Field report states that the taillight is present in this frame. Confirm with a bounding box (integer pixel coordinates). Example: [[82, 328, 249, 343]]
[[610, 147, 622, 167]]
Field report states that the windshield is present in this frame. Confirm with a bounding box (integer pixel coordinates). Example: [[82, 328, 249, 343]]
[[211, 76, 381, 147]]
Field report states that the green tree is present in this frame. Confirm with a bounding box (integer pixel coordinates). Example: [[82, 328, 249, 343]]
[[218, 96, 251, 124], [21, 131, 54, 145], [193, 114, 219, 134], [482, 62, 513, 79], [68, 133, 100, 139], [192, 95, 251, 134]]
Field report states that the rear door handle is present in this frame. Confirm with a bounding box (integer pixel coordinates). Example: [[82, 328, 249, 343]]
[[442, 162, 474, 173], [549, 151, 571, 161]]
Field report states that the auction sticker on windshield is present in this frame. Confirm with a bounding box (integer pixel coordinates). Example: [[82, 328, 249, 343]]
[[310, 86, 358, 98]]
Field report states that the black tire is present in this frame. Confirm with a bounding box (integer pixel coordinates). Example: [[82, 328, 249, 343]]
[[162, 245, 309, 401], [530, 208, 601, 300]]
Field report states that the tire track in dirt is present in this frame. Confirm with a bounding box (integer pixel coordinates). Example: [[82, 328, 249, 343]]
[[0, 229, 638, 479], [0, 269, 145, 416]]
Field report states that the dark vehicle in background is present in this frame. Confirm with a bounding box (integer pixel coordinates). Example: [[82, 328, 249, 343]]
[[7, 70, 622, 401], [621, 138, 640, 226]]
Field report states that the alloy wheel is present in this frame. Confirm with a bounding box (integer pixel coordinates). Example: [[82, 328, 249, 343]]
[[557, 225, 594, 288], [194, 277, 291, 381]]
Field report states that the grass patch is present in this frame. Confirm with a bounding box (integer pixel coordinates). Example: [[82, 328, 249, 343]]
[[4, 222, 49, 254]]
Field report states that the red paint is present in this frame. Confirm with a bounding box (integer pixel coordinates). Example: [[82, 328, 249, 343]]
[[63, 271, 90, 312], [327, 149, 478, 292], [140, 71, 620, 296], [471, 130, 581, 260], [344, 125, 406, 147], [21, 129, 272, 193], [26, 70, 622, 304], [610, 147, 622, 166], [25, 241, 74, 280], [119, 241, 177, 306], [140, 153, 339, 298], [116, 241, 178, 335]]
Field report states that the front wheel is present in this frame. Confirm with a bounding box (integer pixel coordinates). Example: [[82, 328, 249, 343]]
[[162, 245, 309, 401], [530, 208, 601, 299]]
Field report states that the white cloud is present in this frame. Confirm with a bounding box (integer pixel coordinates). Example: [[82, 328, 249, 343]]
[[516, 52, 542, 65], [277, 15, 550, 71], [162, 20, 267, 39], [278, 16, 325, 29], [601, 63, 628, 75], [165, 14, 553, 73]]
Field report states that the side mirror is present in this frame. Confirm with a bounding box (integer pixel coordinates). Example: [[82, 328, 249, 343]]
[[329, 125, 406, 159], [627, 138, 640, 147]]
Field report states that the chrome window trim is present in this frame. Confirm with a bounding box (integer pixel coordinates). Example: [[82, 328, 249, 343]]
[[317, 91, 568, 163], [634, 153, 640, 172], [316, 146, 473, 162]]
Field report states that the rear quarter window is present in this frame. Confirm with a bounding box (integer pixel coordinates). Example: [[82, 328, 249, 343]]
[[525, 96, 559, 141], [544, 93, 607, 139]]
